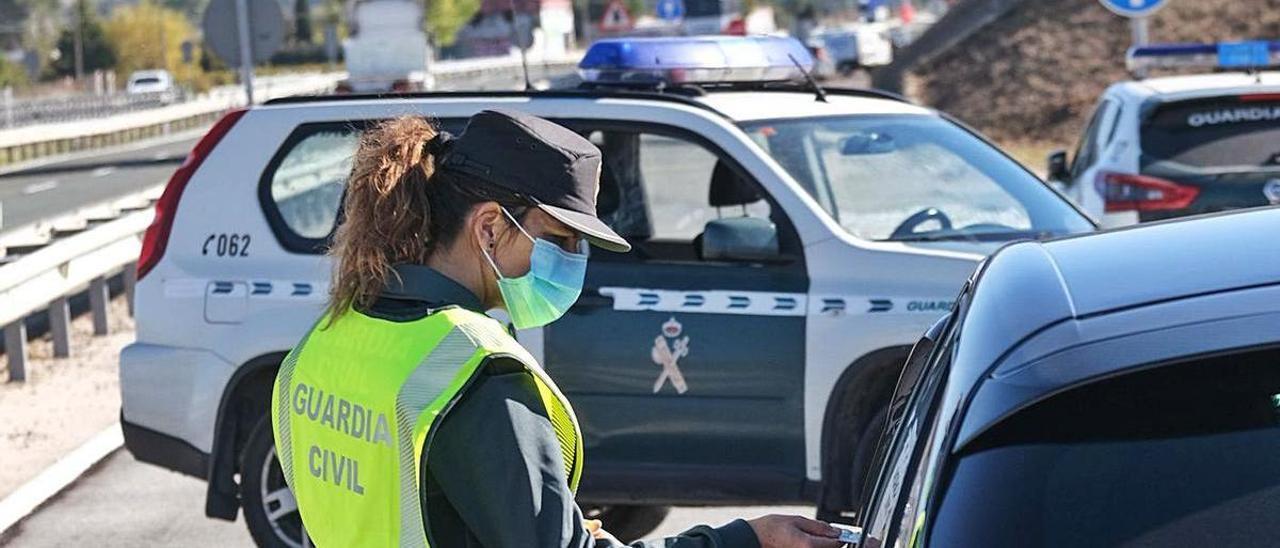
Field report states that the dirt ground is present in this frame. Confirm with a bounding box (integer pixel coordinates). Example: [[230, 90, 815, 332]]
[[907, 0, 1280, 147], [0, 296, 135, 499]]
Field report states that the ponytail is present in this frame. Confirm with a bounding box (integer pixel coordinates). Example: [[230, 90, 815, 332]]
[[325, 115, 523, 323]]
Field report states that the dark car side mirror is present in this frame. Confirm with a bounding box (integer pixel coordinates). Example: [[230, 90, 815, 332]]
[[1046, 149, 1071, 182], [700, 217, 780, 262]]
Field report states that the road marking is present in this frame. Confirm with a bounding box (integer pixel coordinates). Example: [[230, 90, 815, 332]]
[[22, 180, 59, 195], [0, 423, 123, 534], [91, 166, 117, 177]]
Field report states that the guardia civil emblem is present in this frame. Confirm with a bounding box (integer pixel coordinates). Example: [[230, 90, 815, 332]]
[[651, 317, 690, 394]]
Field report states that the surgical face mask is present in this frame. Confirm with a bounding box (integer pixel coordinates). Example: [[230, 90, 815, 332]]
[[481, 208, 588, 329]]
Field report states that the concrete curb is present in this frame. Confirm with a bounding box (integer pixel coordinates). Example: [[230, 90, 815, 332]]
[[0, 423, 123, 534]]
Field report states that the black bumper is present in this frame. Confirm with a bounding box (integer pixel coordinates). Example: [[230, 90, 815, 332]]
[[121, 418, 210, 480]]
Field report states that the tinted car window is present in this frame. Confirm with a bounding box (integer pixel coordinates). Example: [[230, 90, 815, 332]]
[[930, 347, 1280, 548], [268, 128, 360, 239], [742, 115, 1092, 242], [1141, 97, 1280, 169], [262, 119, 467, 252], [1069, 100, 1111, 179]]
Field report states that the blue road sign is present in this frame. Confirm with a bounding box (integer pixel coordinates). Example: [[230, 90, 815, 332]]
[[657, 0, 684, 21], [1098, 0, 1165, 17]]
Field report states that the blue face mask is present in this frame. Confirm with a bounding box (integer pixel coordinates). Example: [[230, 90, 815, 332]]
[[482, 208, 588, 330]]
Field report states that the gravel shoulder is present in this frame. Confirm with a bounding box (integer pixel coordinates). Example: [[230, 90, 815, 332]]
[[0, 295, 135, 500]]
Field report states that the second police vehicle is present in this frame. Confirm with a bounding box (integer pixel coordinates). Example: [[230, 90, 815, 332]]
[[117, 36, 1093, 546], [1050, 40, 1280, 227]]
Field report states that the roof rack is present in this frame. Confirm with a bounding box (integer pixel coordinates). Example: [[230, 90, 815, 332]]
[[264, 84, 908, 107]]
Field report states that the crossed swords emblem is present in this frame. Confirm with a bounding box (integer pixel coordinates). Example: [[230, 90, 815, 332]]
[[651, 317, 689, 394]]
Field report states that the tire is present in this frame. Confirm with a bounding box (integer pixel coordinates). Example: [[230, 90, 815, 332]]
[[584, 504, 672, 543], [241, 418, 308, 548]]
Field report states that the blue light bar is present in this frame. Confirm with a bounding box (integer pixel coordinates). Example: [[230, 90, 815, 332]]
[[1127, 40, 1280, 73], [579, 36, 816, 85]]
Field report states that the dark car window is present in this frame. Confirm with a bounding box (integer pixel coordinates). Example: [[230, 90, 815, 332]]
[[930, 346, 1280, 548], [1141, 96, 1280, 170], [259, 119, 468, 253], [1070, 100, 1113, 179], [859, 324, 953, 546], [856, 313, 951, 509]]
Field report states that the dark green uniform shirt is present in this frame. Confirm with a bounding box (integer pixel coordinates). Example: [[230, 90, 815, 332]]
[[358, 264, 761, 548]]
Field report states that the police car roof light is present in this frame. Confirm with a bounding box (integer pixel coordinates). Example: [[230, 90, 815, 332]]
[[578, 36, 816, 86], [1127, 40, 1280, 73]]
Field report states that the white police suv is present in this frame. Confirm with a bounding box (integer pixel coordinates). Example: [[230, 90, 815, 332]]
[[1048, 40, 1280, 227], [119, 36, 1093, 546]]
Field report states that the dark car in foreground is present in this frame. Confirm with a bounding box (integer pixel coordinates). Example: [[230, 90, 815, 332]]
[[849, 206, 1280, 547]]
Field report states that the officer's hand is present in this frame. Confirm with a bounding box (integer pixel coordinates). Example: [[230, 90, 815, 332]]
[[585, 519, 620, 543], [747, 514, 843, 548]]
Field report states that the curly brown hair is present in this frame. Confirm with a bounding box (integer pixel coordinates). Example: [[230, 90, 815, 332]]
[[325, 116, 522, 323]]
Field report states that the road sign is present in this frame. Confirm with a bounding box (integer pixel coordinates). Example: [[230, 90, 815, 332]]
[[202, 0, 285, 67], [656, 0, 684, 22], [600, 0, 633, 32], [1098, 0, 1165, 18]]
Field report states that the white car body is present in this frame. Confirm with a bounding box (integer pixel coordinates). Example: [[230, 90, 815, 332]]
[[1056, 71, 1280, 227], [126, 70, 175, 95], [119, 86, 1090, 545]]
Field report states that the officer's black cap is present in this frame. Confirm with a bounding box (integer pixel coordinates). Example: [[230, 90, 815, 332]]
[[440, 109, 630, 253]]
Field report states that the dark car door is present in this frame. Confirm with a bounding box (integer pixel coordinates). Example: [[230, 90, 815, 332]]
[[543, 121, 810, 503]]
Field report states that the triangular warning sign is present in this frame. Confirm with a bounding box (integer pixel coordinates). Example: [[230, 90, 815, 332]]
[[600, 0, 633, 31]]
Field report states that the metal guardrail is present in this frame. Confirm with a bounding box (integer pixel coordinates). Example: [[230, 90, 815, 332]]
[[1, 90, 184, 130], [0, 186, 161, 382], [0, 74, 342, 171], [0, 54, 581, 171]]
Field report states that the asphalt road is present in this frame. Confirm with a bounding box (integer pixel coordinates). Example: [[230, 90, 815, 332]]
[[0, 451, 808, 547], [0, 136, 196, 230]]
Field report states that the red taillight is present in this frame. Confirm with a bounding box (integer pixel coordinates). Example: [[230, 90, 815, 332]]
[[1098, 172, 1200, 213], [390, 79, 411, 92], [724, 18, 746, 35], [1239, 93, 1280, 102], [137, 108, 247, 280]]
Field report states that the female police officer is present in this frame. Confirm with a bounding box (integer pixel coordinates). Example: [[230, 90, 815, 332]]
[[271, 110, 842, 548]]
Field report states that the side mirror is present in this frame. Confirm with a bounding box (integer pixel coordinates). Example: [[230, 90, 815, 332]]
[[700, 217, 780, 262], [1045, 149, 1070, 182]]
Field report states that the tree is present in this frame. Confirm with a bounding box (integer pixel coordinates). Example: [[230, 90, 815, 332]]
[[294, 0, 314, 43], [0, 56, 29, 88], [425, 0, 482, 46], [102, 1, 197, 82], [51, 0, 116, 78]]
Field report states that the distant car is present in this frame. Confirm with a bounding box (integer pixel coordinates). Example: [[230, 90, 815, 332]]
[[847, 207, 1280, 547], [1048, 41, 1280, 227], [813, 25, 894, 75], [126, 70, 176, 96]]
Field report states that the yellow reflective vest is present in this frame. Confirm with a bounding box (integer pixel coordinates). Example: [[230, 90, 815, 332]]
[[271, 306, 584, 547]]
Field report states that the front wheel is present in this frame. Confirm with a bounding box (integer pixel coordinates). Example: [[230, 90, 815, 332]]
[[584, 504, 672, 543], [241, 418, 308, 548]]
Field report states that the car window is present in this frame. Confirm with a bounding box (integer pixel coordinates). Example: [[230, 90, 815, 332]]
[[741, 115, 1092, 242], [1140, 96, 1280, 169], [930, 346, 1280, 547], [859, 327, 952, 546], [582, 128, 772, 247], [1070, 100, 1112, 179], [261, 119, 467, 252], [268, 128, 360, 240], [856, 312, 951, 509]]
